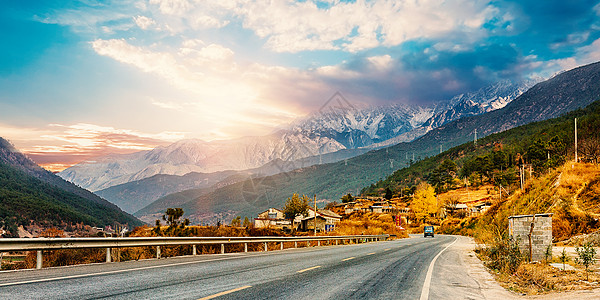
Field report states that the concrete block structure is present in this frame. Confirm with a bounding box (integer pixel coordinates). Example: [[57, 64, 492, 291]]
[[508, 213, 553, 262]]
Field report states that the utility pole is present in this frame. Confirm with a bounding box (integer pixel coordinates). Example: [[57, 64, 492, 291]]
[[314, 194, 317, 235], [575, 118, 578, 163], [474, 129, 477, 145], [440, 145, 442, 154]]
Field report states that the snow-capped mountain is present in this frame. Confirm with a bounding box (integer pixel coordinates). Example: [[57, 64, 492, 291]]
[[59, 104, 434, 191], [59, 133, 345, 191], [290, 103, 435, 148], [59, 79, 537, 193], [423, 79, 540, 129]]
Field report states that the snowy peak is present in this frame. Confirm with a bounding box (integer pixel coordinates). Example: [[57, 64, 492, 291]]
[[424, 79, 539, 128], [291, 104, 434, 148]]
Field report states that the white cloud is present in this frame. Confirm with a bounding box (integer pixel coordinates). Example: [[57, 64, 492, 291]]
[[136, 0, 498, 53], [149, 0, 192, 15], [134, 15, 156, 30]]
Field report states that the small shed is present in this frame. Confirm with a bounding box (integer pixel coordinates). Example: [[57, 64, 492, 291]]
[[508, 213, 553, 262]]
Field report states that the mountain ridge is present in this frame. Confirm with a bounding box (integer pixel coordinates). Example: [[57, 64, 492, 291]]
[[134, 61, 600, 224]]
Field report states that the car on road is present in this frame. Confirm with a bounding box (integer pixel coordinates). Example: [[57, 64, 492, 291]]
[[424, 226, 434, 237]]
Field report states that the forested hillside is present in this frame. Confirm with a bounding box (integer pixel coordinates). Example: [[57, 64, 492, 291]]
[[0, 138, 143, 236]]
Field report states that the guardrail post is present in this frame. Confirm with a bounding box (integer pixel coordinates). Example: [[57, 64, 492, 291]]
[[244, 243, 248, 252], [264, 242, 268, 252], [221, 244, 225, 254], [307, 241, 310, 247], [36, 250, 42, 269], [192, 245, 197, 256], [156, 246, 161, 259], [294, 241, 297, 248], [318, 240, 321, 247], [106, 248, 111, 263], [336, 239, 339, 245], [280, 242, 284, 250]]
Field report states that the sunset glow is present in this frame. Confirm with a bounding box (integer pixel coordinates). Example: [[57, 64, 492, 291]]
[[1, 1, 599, 171]]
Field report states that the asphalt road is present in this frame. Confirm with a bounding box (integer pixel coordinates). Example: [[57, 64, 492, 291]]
[[0, 235, 483, 300]]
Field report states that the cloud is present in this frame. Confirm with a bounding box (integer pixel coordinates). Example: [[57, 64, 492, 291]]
[[230, 0, 500, 53], [133, 15, 156, 30], [0, 123, 185, 171]]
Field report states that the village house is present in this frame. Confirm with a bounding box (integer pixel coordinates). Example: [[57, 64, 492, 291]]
[[300, 207, 342, 232], [254, 208, 292, 230]]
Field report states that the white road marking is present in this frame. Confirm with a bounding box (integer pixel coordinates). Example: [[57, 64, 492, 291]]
[[367, 252, 376, 255], [297, 266, 321, 273], [0, 251, 288, 287], [341, 257, 355, 261], [198, 285, 252, 300], [384, 248, 391, 251], [419, 237, 458, 300]]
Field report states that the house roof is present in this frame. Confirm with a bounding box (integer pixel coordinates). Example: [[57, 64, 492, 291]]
[[306, 207, 342, 219], [318, 209, 342, 219], [258, 208, 283, 215]]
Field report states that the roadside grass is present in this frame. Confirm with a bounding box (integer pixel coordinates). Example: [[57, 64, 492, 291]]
[[494, 263, 600, 295], [335, 213, 408, 238]]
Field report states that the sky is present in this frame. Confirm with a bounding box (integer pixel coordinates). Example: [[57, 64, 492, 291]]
[[1, 0, 600, 172]]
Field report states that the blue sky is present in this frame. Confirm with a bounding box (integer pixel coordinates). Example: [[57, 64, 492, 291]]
[[1, 0, 600, 171]]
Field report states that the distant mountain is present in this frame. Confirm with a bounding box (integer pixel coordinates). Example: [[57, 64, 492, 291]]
[[59, 104, 435, 192], [94, 170, 244, 213], [0, 138, 142, 236], [134, 61, 600, 224], [366, 79, 537, 149], [100, 146, 370, 214], [291, 103, 435, 148]]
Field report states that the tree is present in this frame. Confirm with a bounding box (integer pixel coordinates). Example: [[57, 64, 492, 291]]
[[283, 194, 310, 231], [242, 217, 251, 228], [580, 137, 600, 164], [427, 159, 458, 193], [162, 208, 184, 227], [384, 187, 393, 200], [559, 248, 569, 271], [410, 183, 437, 223], [575, 242, 597, 281], [340, 193, 354, 203], [230, 216, 241, 227]]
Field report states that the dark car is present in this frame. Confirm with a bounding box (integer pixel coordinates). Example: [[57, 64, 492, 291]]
[[424, 226, 434, 237]]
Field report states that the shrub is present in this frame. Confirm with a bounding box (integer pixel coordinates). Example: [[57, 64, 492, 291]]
[[481, 235, 522, 274]]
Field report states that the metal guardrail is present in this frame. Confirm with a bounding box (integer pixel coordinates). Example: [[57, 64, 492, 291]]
[[0, 234, 389, 269]]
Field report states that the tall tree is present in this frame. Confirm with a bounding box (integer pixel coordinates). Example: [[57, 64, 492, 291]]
[[283, 194, 310, 232], [410, 183, 437, 223]]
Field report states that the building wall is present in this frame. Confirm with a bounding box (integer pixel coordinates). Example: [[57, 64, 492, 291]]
[[508, 214, 552, 261]]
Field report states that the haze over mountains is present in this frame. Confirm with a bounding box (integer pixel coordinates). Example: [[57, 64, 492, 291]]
[[132, 61, 600, 224], [60, 79, 535, 198]]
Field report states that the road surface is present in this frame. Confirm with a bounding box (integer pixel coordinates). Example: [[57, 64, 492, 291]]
[[0, 235, 496, 299]]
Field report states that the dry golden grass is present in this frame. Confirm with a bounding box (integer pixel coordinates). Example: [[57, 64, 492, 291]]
[[495, 263, 600, 295], [555, 162, 600, 201], [334, 213, 408, 238], [438, 184, 498, 204]]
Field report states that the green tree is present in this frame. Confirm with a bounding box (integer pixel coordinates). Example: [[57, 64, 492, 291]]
[[162, 208, 184, 227], [230, 216, 241, 227], [384, 187, 393, 200], [242, 217, 251, 227], [559, 248, 569, 271], [575, 242, 597, 281], [340, 193, 354, 203], [410, 183, 437, 223], [283, 194, 310, 231]]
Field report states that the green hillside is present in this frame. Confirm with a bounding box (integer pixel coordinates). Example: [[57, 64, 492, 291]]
[[363, 100, 600, 195], [136, 61, 600, 224], [0, 138, 143, 236]]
